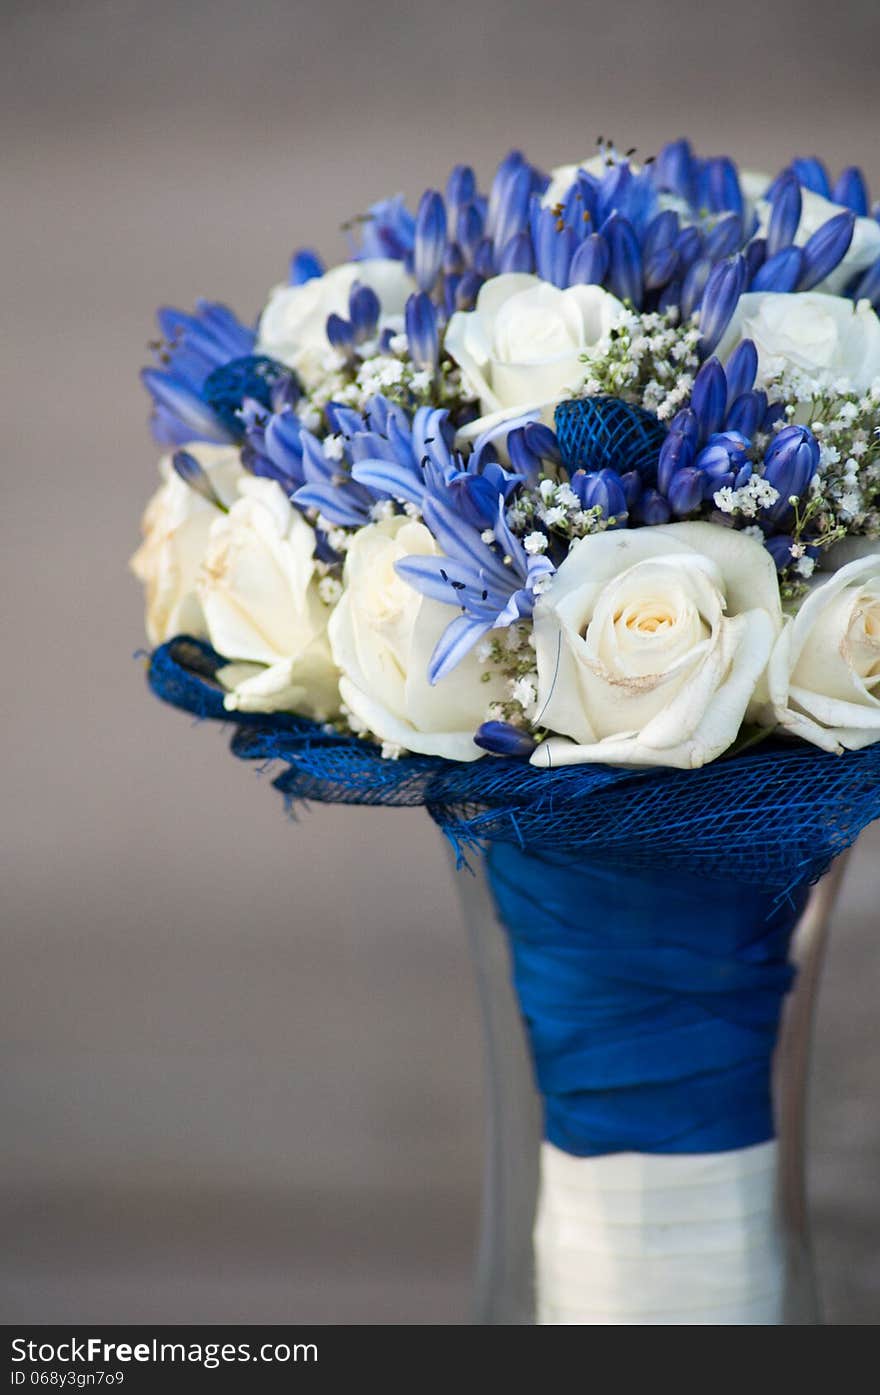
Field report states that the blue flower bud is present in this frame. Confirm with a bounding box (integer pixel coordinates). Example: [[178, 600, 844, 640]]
[[325, 313, 354, 352], [797, 210, 855, 291], [657, 426, 695, 495], [698, 255, 746, 356], [765, 171, 802, 259], [634, 488, 671, 525], [456, 203, 484, 262], [643, 209, 680, 259], [667, 466, 705, 516], [725, 389, 765, 439], [751, 246, 804, 293], [172, 450, 227, 509], [744, 237, 767, 282], [487, 151, 527, 236], [562, 173, 598, 231], [571, 467, 628, 522], [534, 207, 574, 288], [724, 339, 758, 406], [405, 292, 439, 372], [348, 283, 380, 341], [619, 470, 642, 510], [705, 213, 744, 260], [474, 721, 537, 758], [522, 423, 561, 464], [652, 139, 697, 203], [791, 157, 831, 199], [680, 257, 711, 319], [702, 156, 743, 216], [697, 430, 750, 477], [603, 214, 643, 305], [493, 163, 533, 256], [454, 270, 483, 311], [851, 254, 880, 309], [644, 243, 679, 291], [414, 190, 447, 292], [569, 232, 610, 286], [473, 236, 497, 279], [288, 248, 324, 285], [497, 231, 535, 274], [764, 534, 796, 572], [443, 242, 465, 276], [657, 279, 683, 312], [668, 407, 701, 447], [733, 461, 753, 489], [675, 225, 704, 273], [832, 166, 869, 216], [690, 358, 727, 441], [446, 164, 477, 217], [762, 425, 821, 522], [443, 274, 462, 319], [762, 401, 788, 432]]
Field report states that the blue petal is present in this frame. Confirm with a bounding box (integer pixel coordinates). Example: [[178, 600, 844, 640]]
[[797, 211, 855, 290], [428, 614, 493, 684]]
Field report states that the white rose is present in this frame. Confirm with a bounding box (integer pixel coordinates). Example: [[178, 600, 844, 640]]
[[530, 522, 781, 770], [445, 273, 625, 435], [716, 291, 880, 395], [328, 516, 503, 760], [766, 555, 880, 753], [197, 477, 339, 721], [256, 259, 415, 387], [755, 187, 880, 295], [130, 443, 243, 646]]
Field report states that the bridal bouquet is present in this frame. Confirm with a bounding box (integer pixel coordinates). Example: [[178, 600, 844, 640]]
[[134, 139, 880, 1325]]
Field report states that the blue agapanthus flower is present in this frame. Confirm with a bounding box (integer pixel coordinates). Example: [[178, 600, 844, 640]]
[[143, 300, 301, 449], [355, 140, 878, 365]]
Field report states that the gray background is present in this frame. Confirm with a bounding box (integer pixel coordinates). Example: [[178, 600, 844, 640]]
[[2, 0, 879, 1325]]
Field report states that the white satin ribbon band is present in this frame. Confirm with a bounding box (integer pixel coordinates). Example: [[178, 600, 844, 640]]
[[534, 1140, 785, 1324]]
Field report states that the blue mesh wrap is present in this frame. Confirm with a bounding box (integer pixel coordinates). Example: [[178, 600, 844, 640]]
[[148, 637, 880, 893], [555, 396, 668, 481], [202, 355, 295, 434]]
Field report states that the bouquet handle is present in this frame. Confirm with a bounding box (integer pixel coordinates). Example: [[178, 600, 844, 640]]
[[452, 840, 848, 1325]]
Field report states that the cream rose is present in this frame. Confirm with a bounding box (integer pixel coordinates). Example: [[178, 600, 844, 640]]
[[755, 187, 880, 296], [445, 274, 624, 435], [256, 259, 414, 387], [328, 516, 503, 760], [766, 555, 880, 753], [530, 522, 782, 769], [130, 443, 243, 646], [197, 477, 339, 721], [716, 291, 880, 395]]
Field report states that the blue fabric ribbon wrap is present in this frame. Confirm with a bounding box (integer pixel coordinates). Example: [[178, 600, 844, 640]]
[[145, 638, 880, 1157], [486, 842, 807, 1156]]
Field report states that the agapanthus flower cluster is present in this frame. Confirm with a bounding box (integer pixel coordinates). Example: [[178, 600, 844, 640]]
[[134, 138, 880, 770]]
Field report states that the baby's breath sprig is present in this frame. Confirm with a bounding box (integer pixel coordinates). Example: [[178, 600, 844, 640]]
[[477, 623, 540, 728], [577, 308, 702, 421]]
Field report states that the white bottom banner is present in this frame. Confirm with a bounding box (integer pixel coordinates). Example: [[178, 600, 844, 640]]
[[534, 1139, 785, 1324]]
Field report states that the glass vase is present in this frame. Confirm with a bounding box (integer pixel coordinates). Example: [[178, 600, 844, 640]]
[[451, 843, 849, 1326]]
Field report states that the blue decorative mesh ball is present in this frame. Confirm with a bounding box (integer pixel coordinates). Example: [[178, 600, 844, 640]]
[[555, 396, 668, 482], [203, 355, 297, 434]]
